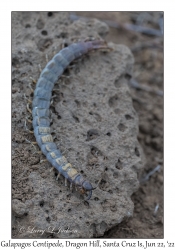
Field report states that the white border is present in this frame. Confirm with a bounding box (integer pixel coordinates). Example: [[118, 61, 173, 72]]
[[1, 0, 174, 244]]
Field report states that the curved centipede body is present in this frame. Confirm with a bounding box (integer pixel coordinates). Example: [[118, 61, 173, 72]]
[[32, 40, 109, 200]]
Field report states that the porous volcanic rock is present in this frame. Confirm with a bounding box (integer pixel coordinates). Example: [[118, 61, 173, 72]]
[[12, 11, 144, 238]]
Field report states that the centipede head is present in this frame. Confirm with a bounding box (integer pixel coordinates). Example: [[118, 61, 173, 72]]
[[74, 175, 95, 200], [78, 188, 92, 201], [76, 182, 92, 200], [79, 180, 95, 200]]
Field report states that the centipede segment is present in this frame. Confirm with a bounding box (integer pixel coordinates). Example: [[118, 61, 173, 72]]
[[32, 40, 109, 200]]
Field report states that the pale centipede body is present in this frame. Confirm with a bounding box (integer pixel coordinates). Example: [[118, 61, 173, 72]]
[[32, 40, 108, 200]]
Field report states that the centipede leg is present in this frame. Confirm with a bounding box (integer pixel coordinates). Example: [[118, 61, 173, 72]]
[[65, 178, 67, 187], [26, 141, 41, 157], [33, 150, 42, 155], [84, 36, 95, 42], [25, 116, 32, 123], [66, 200, 82, 205], [38, 64, 42, 73], [27, 103, 32, 114], [52, 45, 57, 57], [85, 35, 104, 43], [25, 138, 37, 145], [60, 74, 71, 80], [45, 54, 49, 63], [61, 39, 68, 49], [40, 159, 48, 164], [30, 77, 37, 84], [95, 175, 103, 188], [24, 139, 38, 154], [24, 94, 32, 104], [50, 95, 57, 105], [50, 166, 54, 172], [94, 164, 107, 188], [56, 172, 61, 181], [27, 83, 34, 94], [24, 119, 33, 133]]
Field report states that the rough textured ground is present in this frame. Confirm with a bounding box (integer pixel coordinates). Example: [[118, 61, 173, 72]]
[[73, 12, 163, 239], [12, 11, 163, 239], [12, 12, 144, 238]]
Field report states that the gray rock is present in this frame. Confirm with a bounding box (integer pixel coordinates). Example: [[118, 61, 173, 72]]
[[12, 199, 28, 217], [12, 11, 145, 238]]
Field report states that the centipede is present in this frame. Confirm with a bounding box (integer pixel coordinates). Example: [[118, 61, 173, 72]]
[[31, 39, 110, 200]]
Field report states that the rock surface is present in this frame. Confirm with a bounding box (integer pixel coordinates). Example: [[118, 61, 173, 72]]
[[12, 12, 145, 238]]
